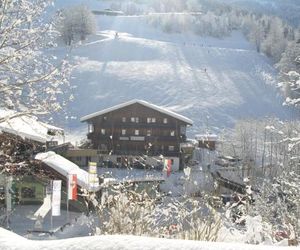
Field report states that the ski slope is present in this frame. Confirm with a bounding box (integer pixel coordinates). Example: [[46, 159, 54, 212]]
[[51, 3, 296, 137]]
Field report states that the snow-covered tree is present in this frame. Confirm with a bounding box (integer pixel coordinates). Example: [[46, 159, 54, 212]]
[[276, 41, 300, 73], [253, 172, 300, 243], [280, 71, 300, 106], [58, 4, 96, 45], [123, 2, 141, 15], [248, 19, 265, 52], [186, 0, 201, 12], [0, 0, 71, 121], [261, 17, 287, 62]]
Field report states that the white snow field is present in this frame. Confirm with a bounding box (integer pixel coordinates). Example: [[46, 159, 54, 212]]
[[49, 1, 297, 137], [0, 227, 294, 250]]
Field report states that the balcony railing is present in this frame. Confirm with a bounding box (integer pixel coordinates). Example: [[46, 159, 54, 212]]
[[88, 133, 186, 142], [112, 149, 180, 157], [92, 122, 180, 129]]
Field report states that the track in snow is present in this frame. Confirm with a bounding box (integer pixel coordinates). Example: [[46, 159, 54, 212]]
[[55, 15, 296, 137]]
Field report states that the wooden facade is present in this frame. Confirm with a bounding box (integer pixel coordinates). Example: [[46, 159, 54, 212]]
[[81, 100, 193, 158], [195, 134, 218, 151]]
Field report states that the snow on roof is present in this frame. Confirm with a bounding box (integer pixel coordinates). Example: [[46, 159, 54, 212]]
[[80, 99, 193, 125], [0, 109, 63, 143], [35, 151, 99, 192], [195, 134, 218, 141]]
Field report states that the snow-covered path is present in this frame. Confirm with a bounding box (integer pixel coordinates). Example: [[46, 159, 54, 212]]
[[0, 227, 294, 250], [49, 1, 297, 138]]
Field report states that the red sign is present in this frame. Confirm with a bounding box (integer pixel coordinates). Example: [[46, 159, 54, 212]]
[[68, 174, 77, 200], [164, 159, 172, 177]]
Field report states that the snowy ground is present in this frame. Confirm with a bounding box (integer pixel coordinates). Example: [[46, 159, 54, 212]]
[[0, 227, 295, 250], [6, 205, 89, 239], [97, 167, 163, 180], [46, 0, 298, 142]]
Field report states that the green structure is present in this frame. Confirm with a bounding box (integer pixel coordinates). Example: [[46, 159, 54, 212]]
[[0, 175, 46, 206], [14, 176, 45, 205]]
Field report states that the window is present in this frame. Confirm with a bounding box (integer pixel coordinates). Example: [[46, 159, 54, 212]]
[[170, 130, 175, 136], [135, 129, 139, 136], [146, 130, 151, 136], [122, 117, 126, 122], [88, 124, 94, 133], [168, 146, 175, 151], [122, 129, 126, 135], [131, 117, 139, 123], [147, 117, 156, 123], [101, 129, 105, 135], [163, 118, 168, 124], [21, 187, 36, 199]]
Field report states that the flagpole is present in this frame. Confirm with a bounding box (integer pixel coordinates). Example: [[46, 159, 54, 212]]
[[67, 174, 69, 223], [5, 176, 12, 229], [50, 180, 53, 231], [5, 177, 8, 229]]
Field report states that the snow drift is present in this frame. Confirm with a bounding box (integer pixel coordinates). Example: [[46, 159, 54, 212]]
[[0, 227, 293, 250]]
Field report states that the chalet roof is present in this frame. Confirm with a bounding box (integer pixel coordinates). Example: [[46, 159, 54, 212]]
[[0, 109, 64, 143], [80, 99, 193, 125]]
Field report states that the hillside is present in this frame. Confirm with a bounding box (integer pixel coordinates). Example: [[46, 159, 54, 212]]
[[51, 3, 296, 138], [216, 0, 300, 27]]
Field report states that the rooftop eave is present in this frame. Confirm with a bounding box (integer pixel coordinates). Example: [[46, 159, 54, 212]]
[[80, 99, 193, 125]]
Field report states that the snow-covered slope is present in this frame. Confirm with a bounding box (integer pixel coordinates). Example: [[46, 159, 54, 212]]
[[51, 2, 296, 137], [0, 227, 292, 250]]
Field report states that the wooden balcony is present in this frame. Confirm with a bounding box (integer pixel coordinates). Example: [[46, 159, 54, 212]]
[[88, 133, 185, 143], [112, 149, 180, 157], [95, 122, 179, 129]]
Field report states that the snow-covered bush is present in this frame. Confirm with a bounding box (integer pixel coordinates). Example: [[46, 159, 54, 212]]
[[220, 215, 273, 244], [251, 171, 300, 244], [220, 118, 300, 243], [58, 5, 96, 45], [0, 0, 71, 117], [97, 185, 157, 236], [90, 183, 221, 241], [168, 198, 222, 241]]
